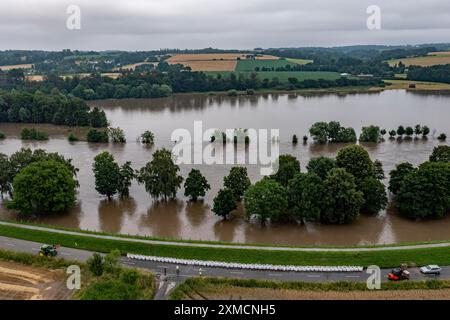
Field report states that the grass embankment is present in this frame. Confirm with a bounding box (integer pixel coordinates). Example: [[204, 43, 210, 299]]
[[1, 224, 450, 268], [0, 248, 155, 300], [170, 277, 450, 300]]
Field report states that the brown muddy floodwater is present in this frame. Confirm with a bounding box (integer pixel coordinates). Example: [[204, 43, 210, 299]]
[[0, 90, 449, 246]]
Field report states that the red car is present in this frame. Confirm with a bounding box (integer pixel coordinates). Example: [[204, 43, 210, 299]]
[[388, 268, 410, 281]]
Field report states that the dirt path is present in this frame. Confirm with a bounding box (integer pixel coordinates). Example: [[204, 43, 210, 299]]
[[0, 261, 72, 300]]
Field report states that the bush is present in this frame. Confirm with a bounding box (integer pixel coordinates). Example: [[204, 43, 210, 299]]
[[227, 89, 238, 97], [438, 133, 447, 141], [292, 135, 298, 144], [87, 129, 109, 143], [20, 128, 49, 141], [108, 127, 126, 143], [7, 160, 77, 215], [140, 131, 154, 144], [80, 279, 138, 300], [87, 253, 104, 276], [0, 131, 5, 139], [68, 133, 79, 142], [359, 125, 381, 143], [309, 121, 356, 143]]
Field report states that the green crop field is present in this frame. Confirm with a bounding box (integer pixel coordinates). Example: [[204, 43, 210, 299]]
[[207, 71, 343, 83], [235, 59, 299, 71]]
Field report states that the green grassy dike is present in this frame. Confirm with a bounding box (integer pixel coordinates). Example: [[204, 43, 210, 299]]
[[1, 224, 450, 268]]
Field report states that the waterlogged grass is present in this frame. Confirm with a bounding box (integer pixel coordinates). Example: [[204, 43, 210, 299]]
[[170, 277, 450, 300], [1, 224, 450, 268]]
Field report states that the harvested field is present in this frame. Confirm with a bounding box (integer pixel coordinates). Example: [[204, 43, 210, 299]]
[[190, 286, 450, 300], [0, 64, 33, 71], [167, 53, 280, 71], [0, 260, 72, 300], [114, 62, 156, 71]]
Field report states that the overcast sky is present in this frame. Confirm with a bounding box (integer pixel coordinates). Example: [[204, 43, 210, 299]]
[[0, 0, 449, 50]]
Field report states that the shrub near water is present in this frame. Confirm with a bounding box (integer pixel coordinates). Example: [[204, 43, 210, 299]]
[[20, 128, 49, 141]]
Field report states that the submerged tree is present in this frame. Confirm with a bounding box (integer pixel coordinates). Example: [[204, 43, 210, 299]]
[[212, 188, 237, 220], [137, 149, 183, 201], [184, 169, 210, 201], [223, 167, 251, 200], [93, 152, 120, 200]]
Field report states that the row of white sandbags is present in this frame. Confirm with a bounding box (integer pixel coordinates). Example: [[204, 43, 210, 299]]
[[127, 254, 363, 273]]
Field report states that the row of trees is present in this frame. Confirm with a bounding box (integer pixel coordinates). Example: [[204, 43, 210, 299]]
[[308, 122, 446, 144], [3, 145, 448, 224], [0, 90, 108, 127]]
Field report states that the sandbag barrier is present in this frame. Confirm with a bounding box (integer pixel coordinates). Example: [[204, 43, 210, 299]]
[[126, 254, 364, 273]]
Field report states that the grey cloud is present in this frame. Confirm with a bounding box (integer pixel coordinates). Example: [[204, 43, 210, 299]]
[[0, 0, 449, 50]]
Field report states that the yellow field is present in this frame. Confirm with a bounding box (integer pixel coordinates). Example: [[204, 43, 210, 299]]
[[286, 58, 314, 65], [0, 64, 34, 71], [114, 62, 157, 71], [388, 54, 450, 67], [167, 53, 280, 71]]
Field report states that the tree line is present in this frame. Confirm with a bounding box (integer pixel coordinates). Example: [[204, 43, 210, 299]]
[[0, 89, 108, 127], [3, 144, 448, 225]]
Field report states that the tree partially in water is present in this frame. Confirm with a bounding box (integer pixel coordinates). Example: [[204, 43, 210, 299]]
[[6, 160, 77, 215], [223, 167, 251, 201], [93, 152, 121, 200], [212, 188, 236, 220], [184, 169, 210, 201], [137, 149, 183, 201]]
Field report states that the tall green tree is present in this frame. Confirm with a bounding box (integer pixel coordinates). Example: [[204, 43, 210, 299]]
[[360, 177, 388, 214], [223, 167, 251, 200], [271, 155, 301, 187], [0, 154, 12, 198], [306, 156, 336, 180], [244, 178, 288, 224], [212, 188, 236, 220], [429, 145, 450, 163], [7, 160, 77, 215], [336, 145, 374, 185], [394, 162, 450, 219], [388, 162, 416, 195], [321, 168, 364, 224], [184, 169, 210, 201], [93, 152, 120, 200], [287, 173, 324, 222], [137, 149, 183, 201], [118, 161, 135, 198]]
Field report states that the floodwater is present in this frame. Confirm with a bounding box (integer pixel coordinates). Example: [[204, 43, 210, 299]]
[[0, 90, 449, 246]]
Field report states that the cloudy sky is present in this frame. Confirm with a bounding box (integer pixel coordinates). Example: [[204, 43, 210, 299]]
[[0, 0, 449, 50]]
